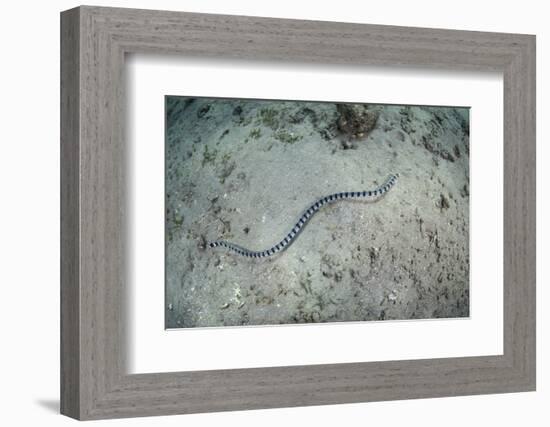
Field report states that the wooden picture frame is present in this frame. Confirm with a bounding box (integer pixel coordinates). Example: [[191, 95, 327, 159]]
[[60, 5, 536, 420]]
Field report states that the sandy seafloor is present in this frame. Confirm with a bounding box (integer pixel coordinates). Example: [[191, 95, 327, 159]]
[[165, 97, 470, 329]]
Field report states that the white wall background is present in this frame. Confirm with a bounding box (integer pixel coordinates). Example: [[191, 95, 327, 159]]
[[0, 0, 546, 425]]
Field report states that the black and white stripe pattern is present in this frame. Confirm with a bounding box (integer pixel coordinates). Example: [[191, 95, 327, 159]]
[[208, 174, 398, 258]]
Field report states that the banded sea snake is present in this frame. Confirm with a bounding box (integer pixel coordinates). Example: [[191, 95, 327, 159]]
[[208, 174, 398, 258]]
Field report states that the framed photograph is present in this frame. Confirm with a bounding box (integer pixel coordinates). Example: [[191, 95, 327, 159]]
[[61, 6, 536, 420]]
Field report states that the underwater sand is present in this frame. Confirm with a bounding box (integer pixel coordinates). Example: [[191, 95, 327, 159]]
[[165, 97, 470, 328]]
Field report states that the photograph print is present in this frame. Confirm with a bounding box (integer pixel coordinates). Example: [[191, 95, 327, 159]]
[[165, 96, 470, 329]]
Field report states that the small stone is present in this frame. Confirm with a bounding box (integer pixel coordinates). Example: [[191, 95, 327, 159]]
[[438, 193, 450, 211]]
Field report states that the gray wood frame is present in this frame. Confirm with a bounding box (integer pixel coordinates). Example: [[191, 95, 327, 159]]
[[60, 5, 536, 420]]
